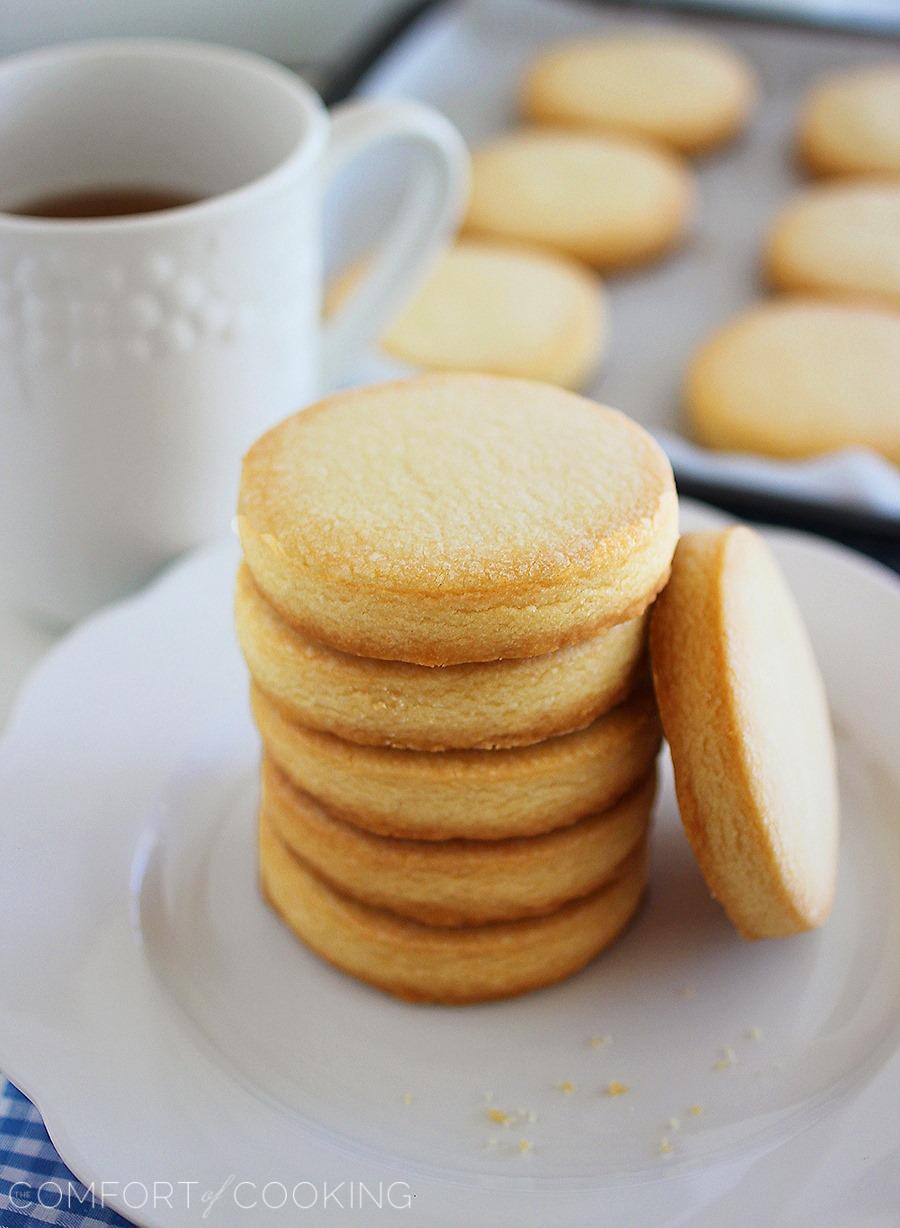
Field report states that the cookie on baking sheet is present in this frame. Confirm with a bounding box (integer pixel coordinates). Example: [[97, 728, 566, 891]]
[[328, 239, 607, 390], [259, 811, 648, 1003], [765, 180, 900, 308], [239, 374, 678, 666], [650, 527, 838, 939], [798, 64, 900, 178], [522, 33, 756, 156], [235, 564, 647, 751], [685, 298, 900, 463], [462, 129, 693, 270], [261, 754, 655, 927], [251, 681, 661, 841]]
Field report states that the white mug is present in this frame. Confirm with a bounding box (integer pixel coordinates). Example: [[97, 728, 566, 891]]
[[0, 39, 468, 625]]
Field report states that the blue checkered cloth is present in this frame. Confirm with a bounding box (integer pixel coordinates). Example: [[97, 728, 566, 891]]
[[0, 1080, 132, 1226]]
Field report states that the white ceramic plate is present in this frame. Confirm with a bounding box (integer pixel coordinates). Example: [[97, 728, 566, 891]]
[[0, 502, 898, 1228]]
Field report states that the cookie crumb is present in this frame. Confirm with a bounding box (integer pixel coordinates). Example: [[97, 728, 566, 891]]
[[605, 1081, 629, 1097], [659, 1135, 674, 1157], [746, 1026, 763, 1041], [589, 1034, 612, 1048], [668, 1116, 681, 1132], [487, 1108, 512, 1126], [526, 1109, 538, 1123], [559, 1080, 576, 1095], [688, 1104, 703, 1117], [402, 1091, 414, 1106], [483, 1090, 494, 1105], [713, 1046, 737, 1071], [518, 1138, 532, 1155]]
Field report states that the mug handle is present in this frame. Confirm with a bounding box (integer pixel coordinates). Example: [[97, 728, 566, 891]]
[[319, 98, 469, 391]]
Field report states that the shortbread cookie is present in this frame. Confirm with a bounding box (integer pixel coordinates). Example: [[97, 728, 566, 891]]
[[685, 298, 900, 462], [260, 812, 648, 1003], [462, 129, 693, 270], [236, 565, 647, 751], [523, 34, 756, 156], [798, 65, 900, 178], [765, 181, 900, 308], [650, 527, 838, 939], [239, 374, 677, 666], [328, 239, 607, 390], [252, 681, 661, 840], [262, 755, 655, 926]]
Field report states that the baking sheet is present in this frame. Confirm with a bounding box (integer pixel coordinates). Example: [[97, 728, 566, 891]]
[[329, 0, 900, 519]]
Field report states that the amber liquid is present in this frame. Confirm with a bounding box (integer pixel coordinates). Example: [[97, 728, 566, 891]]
[[6, 185, 200, 219]]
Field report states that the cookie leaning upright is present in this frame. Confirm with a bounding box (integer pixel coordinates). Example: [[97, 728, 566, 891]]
[[238, 374, 677, 666], [650, 526, 839, 939]]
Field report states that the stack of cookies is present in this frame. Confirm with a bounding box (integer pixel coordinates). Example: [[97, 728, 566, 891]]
[[236, 373, 678, 1003]]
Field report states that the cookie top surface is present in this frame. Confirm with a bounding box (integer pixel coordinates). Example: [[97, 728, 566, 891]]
[[241, 373, 672, 593], [686, 298, 900, 463], [238, 375, 677, 664], [463, 128, 693, 269], [798, 64, 900, 177], [650, 526, 839, 938], [523, 33, 756, 155], [766, 180, 900, 308], [333, 238, 606, 389]]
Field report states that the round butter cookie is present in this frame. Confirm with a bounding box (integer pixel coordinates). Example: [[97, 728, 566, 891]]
[[251, 681, 661, 840], [259, 812, 648, 1003], [685, 298, 900, 463], [765, 181, 900, 309], [328, 239, 607, 390], [239, 374, 677, 666], [236, 564, 647, 750], [650, 527, 838, 939], [462, 129, 693, 270], [798, 65, 900, 178], [522, 34, 756, 156], [261, 754, 655, 926]]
